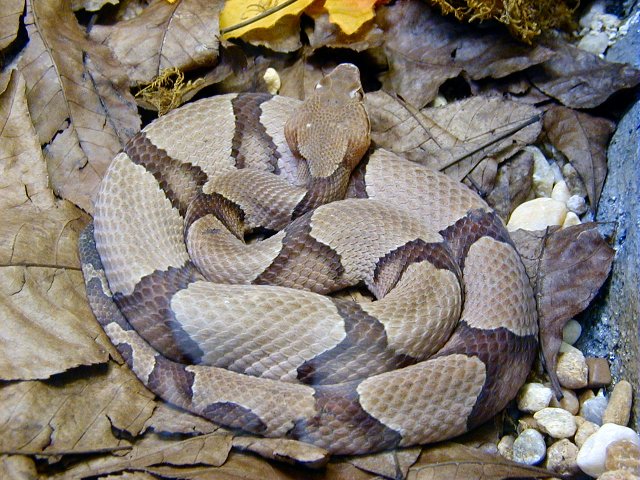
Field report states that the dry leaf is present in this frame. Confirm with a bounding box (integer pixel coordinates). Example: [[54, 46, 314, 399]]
[[91, 0, 222, 85], [543, 105, 615, 209], [17, 0, 139, 213], [366, 91, 541, 180], [407, 442, 555, 479], [57, 432, 233, 479], [324, 0, 380, 36], [0, 455, 37, 480], [530, 34, 640, 109], [142, 403, 221, 436], [305, 5, 384, 51], [232, 437, 330, 468], [378, 0, 554, 108], [349, 447, 421, 479], [485, 149, 534, 220], [0, 362, 155, 454], [511, 224, 615, 394], [0, 70, 114, 381], [220, 0, 314, 48], [0, 0, 23, 50]]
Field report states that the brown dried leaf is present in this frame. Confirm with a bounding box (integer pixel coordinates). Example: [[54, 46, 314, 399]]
[[149, 451, 377, 480], [530, 34, 640, 109], [0, 70, 115, 381], [0, 0, 23, 49], [543, 105, 615, 209], [17, 0, 139, 213], [91, 0, 222, 85], [58, 432, 233, 479], [348, 447, 421, 479], [366, 91, 541, 181], [0, 455, 37, 480], [407, 442, 555, 479], [143, 403, 221, 436], [305, 6, 384, 51], [377, 0, 554, 108], [0, 362, 155, 454], [279, 58, 338, 100], [511, 224, 615, 394], [485, 149, 534, 220], [232, 436, 329, 469]]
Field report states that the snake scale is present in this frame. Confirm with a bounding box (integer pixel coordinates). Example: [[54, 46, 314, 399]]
[[79, 64, 538, 455]]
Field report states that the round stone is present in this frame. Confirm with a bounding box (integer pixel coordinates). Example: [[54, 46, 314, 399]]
[[576, 423, 640, 477], [512, 429, 547, 465], [556, 351, 588, 389], [534, 407, 577, 439], [562, 319, 582, 345], [498, 435, 515, 460], [545, 438, 580, 475], [517, 383, 553, 413], [549, 388, 580, 415]]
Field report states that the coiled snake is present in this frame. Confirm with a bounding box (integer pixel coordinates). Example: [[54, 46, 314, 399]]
[[79, 64, 538, 455]]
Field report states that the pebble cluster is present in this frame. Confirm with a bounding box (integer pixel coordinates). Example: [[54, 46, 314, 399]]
[[506, 146, 586, 232], [576, 1, 625, 57], [497, 319, 639, 478]]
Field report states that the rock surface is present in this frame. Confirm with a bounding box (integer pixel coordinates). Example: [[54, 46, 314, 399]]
[[578, 1, 640, 432]]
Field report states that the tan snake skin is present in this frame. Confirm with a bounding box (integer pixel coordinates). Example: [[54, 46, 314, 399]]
[[79, 64, 538, 455]]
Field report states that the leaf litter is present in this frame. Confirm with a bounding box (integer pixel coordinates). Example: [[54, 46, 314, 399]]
[[0, 0, 637, 477]]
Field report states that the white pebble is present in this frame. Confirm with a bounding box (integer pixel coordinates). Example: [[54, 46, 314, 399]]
[[529, 147, 555, 198], [562, 320, 582, 345], [581, 389, 609, 425], [551, 180, 571, 203], [567, 194, 588, 214], [517, 383, 553, 413], [512, 429, 547, 465], [263, 68, 281, 95], [430, 94, 447, 107], [576, 423, 640, 477], [507, 198, 568, 232], [563, 211, 581, 228], [578, 32, 610, 56], [534, 407, 577, 438]]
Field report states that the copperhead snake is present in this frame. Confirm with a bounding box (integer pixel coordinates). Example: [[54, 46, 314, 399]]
[[79, 64, 538, 455]]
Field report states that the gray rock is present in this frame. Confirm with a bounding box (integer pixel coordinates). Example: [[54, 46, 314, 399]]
[[577, 2, 640, 432]]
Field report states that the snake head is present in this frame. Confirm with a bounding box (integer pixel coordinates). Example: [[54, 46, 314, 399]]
[[285, 64, 371, 179]]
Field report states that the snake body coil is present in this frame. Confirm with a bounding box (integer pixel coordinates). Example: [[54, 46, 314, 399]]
[[79, 64, 538, 455]]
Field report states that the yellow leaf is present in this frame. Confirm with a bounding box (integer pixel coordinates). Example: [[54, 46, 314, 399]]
[[220, 0, 315, 39], [324, 0, 378, 35]]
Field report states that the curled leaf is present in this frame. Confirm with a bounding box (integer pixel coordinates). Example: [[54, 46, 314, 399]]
[[408, 442, 556, 479], [220, 0, 314, 39], [543, 105, 615, 209], [511, 224, 615, 395], [530, 34, 640, 109]]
